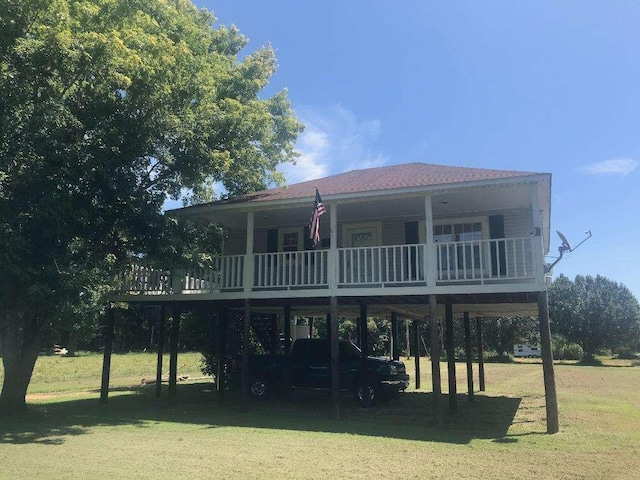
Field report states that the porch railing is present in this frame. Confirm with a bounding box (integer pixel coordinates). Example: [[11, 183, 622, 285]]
[[338, 244, 425, 286], [120, 264, 171, 293], [435, 237, 533, 283], [116, 237, 536, 295], [253, 250, 329, 288], [118, 255, 244, 294], [181, 255, 244, 292]]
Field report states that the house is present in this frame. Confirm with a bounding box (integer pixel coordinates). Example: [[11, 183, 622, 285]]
[[106, 162, 559, 432]]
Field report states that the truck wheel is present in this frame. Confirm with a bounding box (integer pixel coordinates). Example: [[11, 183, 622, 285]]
[[249, 377, 269, 400], [355, 380, 379, 408]]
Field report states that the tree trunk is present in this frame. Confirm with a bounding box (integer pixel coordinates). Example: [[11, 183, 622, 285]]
[[0, 311, 43, 414], [66, 330, 78, 357]]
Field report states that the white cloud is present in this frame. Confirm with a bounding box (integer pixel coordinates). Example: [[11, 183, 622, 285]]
[[279, 104, 389, 184], [581, 157, 638, 175]]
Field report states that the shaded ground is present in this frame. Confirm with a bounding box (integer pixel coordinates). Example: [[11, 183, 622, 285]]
[[1, 354, 639, 479]]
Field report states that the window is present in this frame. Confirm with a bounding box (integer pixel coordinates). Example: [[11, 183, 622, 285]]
[[432, 219, 488, 273], [282, 232, 299, 252], [278, 227, 303, 252]]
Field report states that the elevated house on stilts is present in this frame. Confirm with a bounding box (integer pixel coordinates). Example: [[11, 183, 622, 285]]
[[105, 162, 559, 433]]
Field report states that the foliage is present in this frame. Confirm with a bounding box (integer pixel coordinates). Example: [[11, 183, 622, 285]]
[[612, 346, 639, 360], [481, 316, 539, 357], [551, 334, 583, 361], [548, 274, 640, 361], [0, 0, 302, 411]]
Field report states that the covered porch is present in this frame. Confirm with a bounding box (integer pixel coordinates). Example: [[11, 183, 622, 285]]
[[115, 180, 547, 300]]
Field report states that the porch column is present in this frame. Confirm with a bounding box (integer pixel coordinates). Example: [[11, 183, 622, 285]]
[[359, 304, 368, 376], [413, 320, 420, 389], [538, 291, 560, 434], [391, 312, 399, 361], [242, 299, 251, 399], [216, 304, 227, 397], [325, 312, 331, 339], [155, 305, 166, 398], [328, 203, 338, 293], [100, 305, 115, 404], [168, 304, 180, 402], [284, 304, 292, 392], [476, 317, 486, 391], [244, 211, 255, 293], [463, 312, 474, 402], [530, 183, 545, 285], [445, 304, 457, 414], [330, 296, 340, 420], [424, 194, 436, 287], [270, 314, 278, 356], [405, 319, 411, 358], [429, 295, 442, 427]]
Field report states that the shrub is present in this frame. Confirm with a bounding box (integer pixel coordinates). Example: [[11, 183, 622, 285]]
[[551, 334, 583, 360], [485, 353, 514, 363], [614, 347, 639, 360]]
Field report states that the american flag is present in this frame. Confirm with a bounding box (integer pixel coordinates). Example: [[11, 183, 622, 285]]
[[309, 187, 326, 247]]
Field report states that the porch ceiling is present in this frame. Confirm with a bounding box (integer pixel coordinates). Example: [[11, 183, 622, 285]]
[[194, 183, 536, 231]]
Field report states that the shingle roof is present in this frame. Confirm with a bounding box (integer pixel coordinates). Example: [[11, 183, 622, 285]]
[[215, 162, 544, 205]]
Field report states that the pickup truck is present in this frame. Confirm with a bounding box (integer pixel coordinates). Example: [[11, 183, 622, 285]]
[[248, 338, 409, 406]]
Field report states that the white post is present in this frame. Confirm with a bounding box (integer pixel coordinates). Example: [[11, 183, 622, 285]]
[[328, 203, 338, 293], [244, 211, 255, 293], [424, 194, 436, 287], [530, 183, 545, 285]]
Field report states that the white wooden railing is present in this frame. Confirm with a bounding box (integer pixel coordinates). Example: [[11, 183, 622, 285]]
[[181, 255, 244, 292], [119, 255, 244, 294], [117, 238, 537, 295], [435, 237, 533, 283], [253, 251, 329, 288], [338, 244, 425, 285], [120, 264, 171, 293]]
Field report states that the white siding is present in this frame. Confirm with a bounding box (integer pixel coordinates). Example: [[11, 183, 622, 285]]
[[503, 208, 534, 277]]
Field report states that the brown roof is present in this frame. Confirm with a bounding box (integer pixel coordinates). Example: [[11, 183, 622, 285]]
[[212, 162, 544, 205]]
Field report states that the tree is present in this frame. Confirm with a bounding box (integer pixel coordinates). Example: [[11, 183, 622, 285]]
[[548, 274, 640, 361], [481, 316, 539, 358], [0, 0, 303, 412]]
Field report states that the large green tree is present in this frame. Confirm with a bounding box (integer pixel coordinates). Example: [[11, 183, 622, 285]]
[[0, 0, 303, 412], [481, 316, 539, 357], [548, 274, 640, 361]]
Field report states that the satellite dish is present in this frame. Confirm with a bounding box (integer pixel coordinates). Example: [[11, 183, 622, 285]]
[[556, 230, 572, 252], [545, 229, 592, 273]]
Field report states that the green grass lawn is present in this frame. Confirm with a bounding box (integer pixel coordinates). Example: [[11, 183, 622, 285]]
[[1, 353, 639, 479]]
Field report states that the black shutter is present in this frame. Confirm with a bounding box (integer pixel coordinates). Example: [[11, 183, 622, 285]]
[[405, 221, 419, 244], [267, 229, 278, 253], [489, 215, 506, 276], [303, 226, 314, 250], [405, 221, 420, 280]]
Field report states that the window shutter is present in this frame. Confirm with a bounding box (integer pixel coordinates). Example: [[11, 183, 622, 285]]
[[489, 215, 506, 276], [404, 221, 420, 280], [405, 221, 419, 244], [267, 229, 278, 253]]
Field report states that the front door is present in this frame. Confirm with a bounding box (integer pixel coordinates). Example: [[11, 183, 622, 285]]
[[343, 223, 381, 283]]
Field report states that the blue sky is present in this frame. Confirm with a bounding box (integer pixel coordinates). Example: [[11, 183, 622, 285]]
[[193, 1, 640, 299]]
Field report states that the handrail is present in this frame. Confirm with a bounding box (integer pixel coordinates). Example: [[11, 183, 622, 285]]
[[434, 237, 533, 283], [117, 237, 536, 295]]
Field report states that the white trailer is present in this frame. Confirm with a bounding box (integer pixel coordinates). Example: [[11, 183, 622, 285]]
[[514, 344, 542, 358]]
